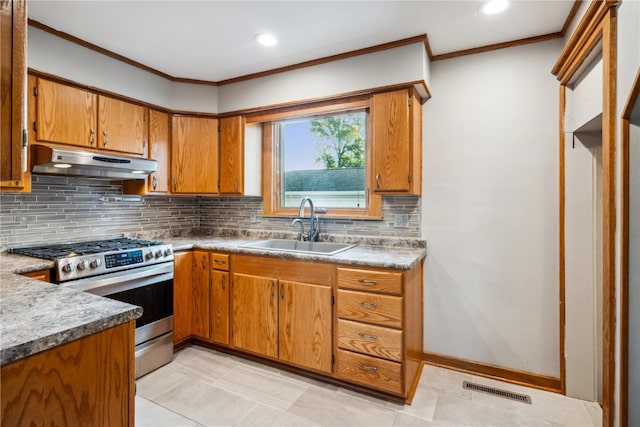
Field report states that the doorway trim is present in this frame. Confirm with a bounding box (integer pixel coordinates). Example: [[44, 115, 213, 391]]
[[552, 1, 618, 426], [620, 66, 640, 427]]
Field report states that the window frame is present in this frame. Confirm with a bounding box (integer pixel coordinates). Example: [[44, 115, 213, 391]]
[[258, 97, 382, 219]]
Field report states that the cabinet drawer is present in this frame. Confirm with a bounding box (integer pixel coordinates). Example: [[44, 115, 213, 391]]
[[338, 319, 402, 362], [337, 349, 402, 395], [210, 253, 229, 271], [337, 268, 402, 295], [337, 290, 403, 329]]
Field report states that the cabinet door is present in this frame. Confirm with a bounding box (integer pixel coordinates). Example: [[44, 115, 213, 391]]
[[219, 115, 244, 194], [21, 269, 51, 282], [191, 250, 210, 340], [148, 109, 170, 193], [231, 273, 277, 358], [279, 280, 332, 373], [35, 78, 97, 148], [173, 251, 192, 344], [371, 89, 411, 192], [171, 116, 219, 193], [0, 0, 26, 185], [98, 95, 146, 155], [210, 270, 230, 345]]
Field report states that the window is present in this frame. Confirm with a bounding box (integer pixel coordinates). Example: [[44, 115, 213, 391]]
[[260, 97, 382, 218]]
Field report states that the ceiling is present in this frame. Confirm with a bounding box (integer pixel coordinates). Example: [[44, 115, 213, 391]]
[[28, 1, 577, 83]]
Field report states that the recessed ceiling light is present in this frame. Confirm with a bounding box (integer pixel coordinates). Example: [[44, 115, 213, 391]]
[[255, 33, 277, 47], [482, 0, 509, 14]]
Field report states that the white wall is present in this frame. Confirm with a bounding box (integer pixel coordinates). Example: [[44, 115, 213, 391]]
[[28, 27, 218, 113], [217, 42, 426, 113], [615, 0, 640, 424], [422, 39, 562, 376]]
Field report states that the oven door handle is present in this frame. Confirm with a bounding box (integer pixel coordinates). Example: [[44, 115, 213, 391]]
[[63, 262, 173, 296]]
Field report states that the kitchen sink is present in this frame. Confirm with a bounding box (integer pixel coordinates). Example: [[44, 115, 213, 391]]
[[239, 239, 355, 256]]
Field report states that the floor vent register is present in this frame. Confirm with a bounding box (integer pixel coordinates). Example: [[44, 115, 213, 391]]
[[463, 381, 532, 404]]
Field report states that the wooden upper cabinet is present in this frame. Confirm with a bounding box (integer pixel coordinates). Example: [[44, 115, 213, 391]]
[[219, 115, 244, 195], [34, 78, 97, 148], [1, 0, 27, 190], [148, 109, 170, 193], [171, 115, 219, 194], [371, 88, 422, 194], [98, 95, 146, 155]]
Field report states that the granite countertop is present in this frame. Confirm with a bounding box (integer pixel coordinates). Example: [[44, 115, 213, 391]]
[[0, 254, 142, 366], [163, 236, 426, 270], [0, 232, 426, 366]]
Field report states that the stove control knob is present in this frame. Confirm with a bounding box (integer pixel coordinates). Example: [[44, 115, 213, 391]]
[[145, 251, 154, 260], [61, 263, 75, 274], [77, 260, 89, 270], [163, 248, 172, 257], [90, 259, 102, 269], [155, 250, 163, 258]]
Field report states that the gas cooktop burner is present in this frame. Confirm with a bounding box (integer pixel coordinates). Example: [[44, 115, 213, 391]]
[[11, 238, 164, 260], [12, 237, 174, 283]]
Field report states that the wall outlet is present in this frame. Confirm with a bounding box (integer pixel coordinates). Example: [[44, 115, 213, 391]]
[[250, 211, 257, 223], [394, 214, 409, 228]]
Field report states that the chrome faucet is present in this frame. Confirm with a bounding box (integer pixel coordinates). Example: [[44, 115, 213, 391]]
[[295, 197, 319, 242], [291, 218, 305, 241]]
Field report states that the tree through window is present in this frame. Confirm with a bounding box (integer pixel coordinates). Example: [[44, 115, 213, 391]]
[[278, 110, 368, 209]]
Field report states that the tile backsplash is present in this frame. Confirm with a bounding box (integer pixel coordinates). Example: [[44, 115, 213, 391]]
[[0, 175, 420, 249]]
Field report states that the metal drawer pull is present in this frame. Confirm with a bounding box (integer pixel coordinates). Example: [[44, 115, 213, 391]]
[[357, 363, 378, 372], [214, 259, 226, 265], [358, 301, 378, 309], [358, 332, 378, 341], [357, 279, 378, 285]]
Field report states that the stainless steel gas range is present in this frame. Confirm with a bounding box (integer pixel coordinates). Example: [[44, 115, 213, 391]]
[[11, 237, 175, 378]]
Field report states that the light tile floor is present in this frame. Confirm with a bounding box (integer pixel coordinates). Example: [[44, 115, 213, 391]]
[[135, 345, 602, 427]]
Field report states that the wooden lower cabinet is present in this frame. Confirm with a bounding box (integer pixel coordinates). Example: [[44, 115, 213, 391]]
[[1, 321, 135, 426], [20, 269, 51, 282], [336, 348, 403, 395], [231, 273, 278, 358], [173, 251, 192, 345], [210, 269, 230, 345], [191, 250, 210, 340], [231, 256, 333, 374], [335, 264, 424, 400], [278, 280, 332, 373], [176, 250, 423, 402]]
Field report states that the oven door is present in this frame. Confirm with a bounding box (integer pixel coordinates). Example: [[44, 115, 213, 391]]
[[62, 262, 174, 378]]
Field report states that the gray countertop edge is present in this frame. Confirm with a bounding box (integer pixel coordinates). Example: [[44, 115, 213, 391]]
[[163, 237, 427, 271], [0, 272, 142, 366], [0, 305, 141, 365]]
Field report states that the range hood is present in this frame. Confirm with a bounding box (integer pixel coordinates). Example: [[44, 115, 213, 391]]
[[31, 144, 157, 180]]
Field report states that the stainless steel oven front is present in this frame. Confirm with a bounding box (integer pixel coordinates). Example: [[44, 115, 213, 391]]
[[62, 261, 174, 378]]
